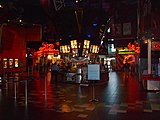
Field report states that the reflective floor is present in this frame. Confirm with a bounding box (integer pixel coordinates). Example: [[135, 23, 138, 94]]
[[0, 71, 160, 120]]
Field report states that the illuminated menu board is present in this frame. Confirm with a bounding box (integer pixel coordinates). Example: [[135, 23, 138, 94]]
[[72, 49, 78, 57], [152, 42, 160, 51]]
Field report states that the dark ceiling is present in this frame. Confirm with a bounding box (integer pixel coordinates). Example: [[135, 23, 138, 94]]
[[0, 0, 138, 44]]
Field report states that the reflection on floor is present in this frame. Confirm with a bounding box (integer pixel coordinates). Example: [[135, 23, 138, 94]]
[[0, 71, 160, 120]]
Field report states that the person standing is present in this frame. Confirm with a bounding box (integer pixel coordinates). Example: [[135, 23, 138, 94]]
[[51, 62, 59, 84]]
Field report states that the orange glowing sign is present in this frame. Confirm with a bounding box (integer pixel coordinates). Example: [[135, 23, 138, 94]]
[[36, 42, 59, 56], [55, 41, 60, 46], [39, 42, 55, 52], [127, 42, 140, 54]]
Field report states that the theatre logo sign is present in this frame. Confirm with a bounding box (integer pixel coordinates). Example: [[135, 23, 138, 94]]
[[152, 42, 160, 51]]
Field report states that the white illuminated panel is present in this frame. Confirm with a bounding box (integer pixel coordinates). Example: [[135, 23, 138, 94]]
[[88, 64, 100, 80]]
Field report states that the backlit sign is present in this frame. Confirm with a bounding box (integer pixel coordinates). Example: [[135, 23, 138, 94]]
[[152, 42, 160, 51]]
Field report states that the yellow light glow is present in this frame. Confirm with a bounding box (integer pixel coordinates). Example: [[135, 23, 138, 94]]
[[61, 45, 70, 53], [0, 4, 3, 8], [70, 40, 77, 49], [83, 40, 90, 49], [90, 45, 99, 53], [47, 55, 52, 60]]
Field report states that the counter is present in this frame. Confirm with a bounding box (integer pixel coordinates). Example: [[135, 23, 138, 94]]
[[142, 74, 160, 91], [64, 65, 109, 84]]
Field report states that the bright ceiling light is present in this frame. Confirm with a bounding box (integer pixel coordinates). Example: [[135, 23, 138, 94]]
[[0, 4, 3, 8]]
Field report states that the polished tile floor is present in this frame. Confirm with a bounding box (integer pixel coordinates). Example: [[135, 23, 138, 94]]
[[0, 71, 160, 120]]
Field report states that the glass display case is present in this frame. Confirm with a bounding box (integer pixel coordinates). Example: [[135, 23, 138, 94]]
[[15, 59, 18, 67], [3, 58, 7, 68], [9, 58, 14, 68]]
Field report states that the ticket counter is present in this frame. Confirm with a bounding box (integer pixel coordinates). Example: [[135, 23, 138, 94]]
[[142, 74, 160, 91]]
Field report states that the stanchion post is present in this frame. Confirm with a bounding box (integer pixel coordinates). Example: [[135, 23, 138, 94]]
[[32, 65, 33, 76], [25, 80, 28, 105], [44, 76, 47, 107], [28, 66, 29, 77], [90, 80, 98, 102], [44, 76, 47, 98], [14, 81, 17, 100], [3, 68, 5, 80]]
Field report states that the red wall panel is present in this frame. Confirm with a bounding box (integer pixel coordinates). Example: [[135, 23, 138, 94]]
[[0, 24, 41, 73]]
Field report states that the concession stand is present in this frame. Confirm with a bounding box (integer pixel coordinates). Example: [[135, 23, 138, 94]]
[[60, 39, 109, 84], [33, 42, 61, 71], [142, 41, 160, 91]]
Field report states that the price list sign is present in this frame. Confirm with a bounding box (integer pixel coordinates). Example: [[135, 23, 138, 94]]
[[88, 64, 100, 80]]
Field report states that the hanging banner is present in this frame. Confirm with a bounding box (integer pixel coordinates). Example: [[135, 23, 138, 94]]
[[88, 64, 100, 80]]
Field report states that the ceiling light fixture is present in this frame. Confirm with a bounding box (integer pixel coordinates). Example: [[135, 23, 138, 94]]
[[0, 4, 3, 8]]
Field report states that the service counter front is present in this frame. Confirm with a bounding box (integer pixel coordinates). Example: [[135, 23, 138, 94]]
[[65, 67, 109, 84], [66, 72, 76, 82], [142, 74, 160, 91], [65, 66, 85, 84]]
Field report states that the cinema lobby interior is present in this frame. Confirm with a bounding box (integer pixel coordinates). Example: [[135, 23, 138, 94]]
[[1, 0, 160, 120]]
